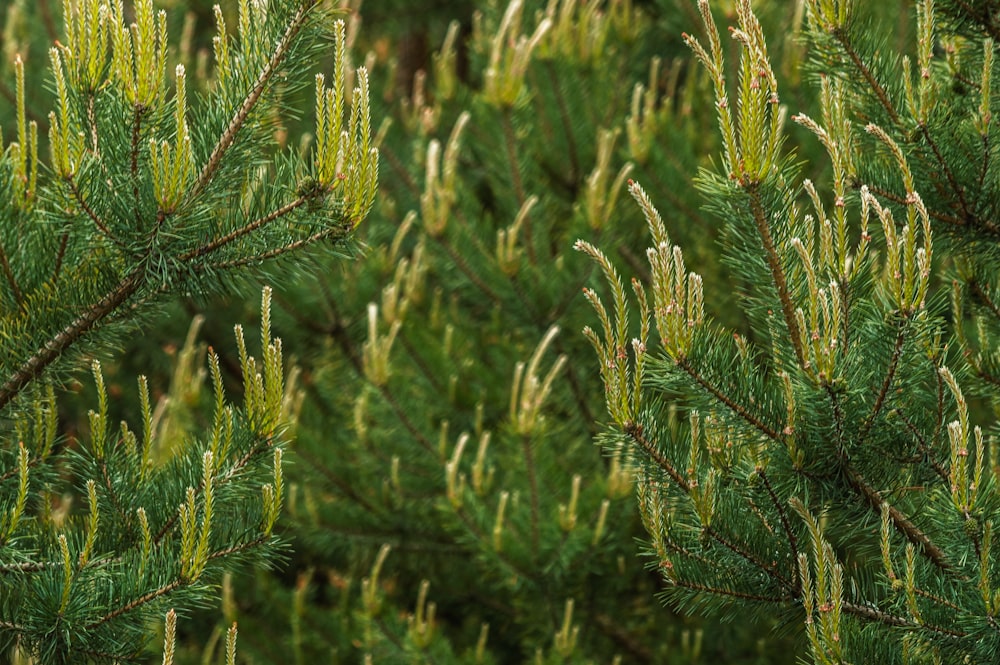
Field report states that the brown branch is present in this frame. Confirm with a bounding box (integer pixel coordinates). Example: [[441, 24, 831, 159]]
[[913, 586, 961, 612], [500, 109, 535, 264], [951, 0, 1000, 41], [131, 105, 144, 228], [757, 468, 799, 584], [37, 0, 58, 42], [917, 123, 973, 222], [66, 177, 126, 249], [429, 235, 503, 304], [314, 300, 438, 455], [87, 536, 268, 631], [666, 576, 793, 605], [746, 185, 806, 369], [53, 227, 71, 281], [705, 526, 794, 589], [152, 439, 276, 546], [624, 421, 690, 492], [968, 279, 1000, 321], [188, 3, 310, 201], [857, 319, 906, 446], [894, 408, 949, 484], [204, 225, 347, 271], [859, 182, 967, 227], [831, 28, 900, 125], [627, 424, 791, 589], [543, 60, 579, 184], [845, 460, 950, 571], [593, 613, 654, 664], [0, 243, 24, 309], [179, 195, 308, 262], [87, 579, 183, 628], [0, 560, 61, 573], [0, 269, 144, 411], [977, 133, 991, 199], [677, 358, 782, 441], [521, 434, 540, 552], [828, 386, 951, 573]]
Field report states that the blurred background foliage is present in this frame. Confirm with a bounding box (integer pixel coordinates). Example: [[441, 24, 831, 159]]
[[0, 0, 919, 662]]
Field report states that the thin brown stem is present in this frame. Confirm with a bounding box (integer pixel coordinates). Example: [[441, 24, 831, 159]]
[[857, 320, 906, 446], [429, 235, 503, 304], [0, 269, 144, 411], [828, 387, 951, 573], [952, 0, 1000, 41], [66, 178, 125, 249], [667, 576, 793, 605], [859, 181, 967, 227], [0, 244, 24, 309], [204, 225, 346, 271], [757, 468, 799, 585], [747, 185, 806, 369], [846, 451, 950, 572], [189, 2, 310, 201], [917, 123, 972, 221], [544, 61, 579, 183], [894, 408, 949, 483], [131, 105, 144, 228], [592, 613, 654, 664], [677, 357, 782, 442], [831, 28, 900, 125], [87, 579, 183, 628], [52, 228, 70, 281], [37, 0, 58, 42], [705, 526, 793, 589], [624, 421, 690, 492], [180, 195, 308, 262]]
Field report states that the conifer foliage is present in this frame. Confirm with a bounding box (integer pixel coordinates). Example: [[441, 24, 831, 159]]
[[0, 0, 376, 661], [581, 0, 1000, 662], [210, 1, 767, 662]]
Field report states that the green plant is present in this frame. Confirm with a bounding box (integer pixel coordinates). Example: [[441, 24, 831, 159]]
[[187, 1, 796, 663], [0, 0, 376, 661], [581, 0, 1000, 662]]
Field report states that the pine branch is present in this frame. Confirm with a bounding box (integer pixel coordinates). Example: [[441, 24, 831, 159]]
[[500, 109, 535, 264], [828, 385, 952, 572], [757, 468, 800, 586], [188, 2, 311, 201], [66, 176, 126, 248], [521, 433, 541, 552], [179, 195, 309, 262], [746, 184, 806, 369], [677, 357, 781, 442], [895, 408, 949, 484], [857, 319, 906, 446], [624, 421, 689, 492], [0, 243, 24, 309], [830, 28, 900, 125], [0, 268, 144, 411], [916, 123, 973, 222], [87, 580, 184, 629], [858, 181, 966, 228], [667, 576, 793, 605], [846, 459, 951, 571]]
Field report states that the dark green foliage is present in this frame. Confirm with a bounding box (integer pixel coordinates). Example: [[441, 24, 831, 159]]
[[0, 0, 376, 662], [582, 0, 1000, 663], [160, 1, 802, 664]]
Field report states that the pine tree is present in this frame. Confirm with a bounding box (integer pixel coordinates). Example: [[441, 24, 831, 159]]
[[581, 0, 1000, 662], [179, 1, 799, 663], [0, 0, 377, 662]]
